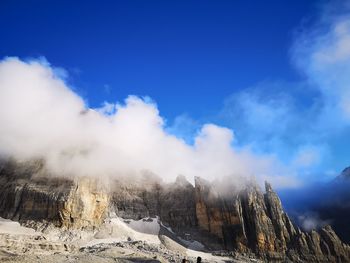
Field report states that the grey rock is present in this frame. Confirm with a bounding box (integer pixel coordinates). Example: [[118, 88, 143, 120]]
[[0, 158, 349, 262]]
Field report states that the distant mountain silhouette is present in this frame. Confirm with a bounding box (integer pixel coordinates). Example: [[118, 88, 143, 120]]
[[311, 166, 350, 243], [336, 166, 350, 181]]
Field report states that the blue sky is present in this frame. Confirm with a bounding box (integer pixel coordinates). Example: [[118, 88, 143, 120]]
[[1, 0, 350, 184], [0, 0, 316, 117]]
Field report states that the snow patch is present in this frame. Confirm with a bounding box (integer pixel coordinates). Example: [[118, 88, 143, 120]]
[[86, 217, 161, 247], [0, 217, 36, 235], [123, 217, 160, 235]]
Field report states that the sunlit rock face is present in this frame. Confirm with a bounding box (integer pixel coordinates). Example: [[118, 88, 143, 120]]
[[0, 159, 109, 229], [60, 177, 109, 229], [0, 159, 350, 262]]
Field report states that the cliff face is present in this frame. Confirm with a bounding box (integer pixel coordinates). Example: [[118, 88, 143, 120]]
[[60, 177, 108, 229], [0, 160, 108, 229], [194, 177, 350, 262], [194, 177, 249, 251], [110, 174, 197, 230], [0, 159, 350, 262]]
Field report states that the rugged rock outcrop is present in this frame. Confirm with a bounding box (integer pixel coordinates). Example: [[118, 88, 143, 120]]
[[110, 174, 197, 230], [0, 159, 350, 262], [194, 177, 350, 262], [194, 177, 249, 251], [0, 159, 108, 229], [283, 166, 350, 244]]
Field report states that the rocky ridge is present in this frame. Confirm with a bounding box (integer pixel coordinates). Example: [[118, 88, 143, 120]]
[[0, 159, 349, 262], [338, 167, 350, 180], [194, 177, 350, 262]]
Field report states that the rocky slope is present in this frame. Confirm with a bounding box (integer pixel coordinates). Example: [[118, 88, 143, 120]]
[[0, 159, 350, 262], [0, 215, 244, 263]]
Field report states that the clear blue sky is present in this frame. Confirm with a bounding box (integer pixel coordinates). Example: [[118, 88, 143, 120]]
[[0, 0, 316, 118], [1, 0, 350, 182]]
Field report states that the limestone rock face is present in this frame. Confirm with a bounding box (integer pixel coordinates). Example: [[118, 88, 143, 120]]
[[59, 177, 109, 229], [194, 177, 350, 262], [110, 174, 197, 230], [0, 159, 350, 262], [159, 175, 197, 230], [194, 177, 249, 251], [0, 159, 108, 229], [109, 176, 160, 220]]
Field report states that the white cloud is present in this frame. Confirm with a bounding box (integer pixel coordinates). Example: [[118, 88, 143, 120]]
[[298, 212, 331, 231], [312, 20, 350, 65], [292, 145, 324, 168], [292, 5, 350, 122], [220, 2, 350, 180], [0, 57, 292, 188]]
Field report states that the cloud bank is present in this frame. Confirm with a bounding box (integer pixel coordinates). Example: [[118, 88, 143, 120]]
[[0, 57, 290, 186]]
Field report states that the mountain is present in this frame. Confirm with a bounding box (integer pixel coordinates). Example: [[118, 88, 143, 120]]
[[276, 165, 350, 250], [0, 159, 350, 262], [310, 166, 350, 244], [337, 167, 350, 181]]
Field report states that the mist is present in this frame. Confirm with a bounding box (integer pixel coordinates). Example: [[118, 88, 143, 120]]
[[278, 170, 350, 242], [0, 57, 290, 187]]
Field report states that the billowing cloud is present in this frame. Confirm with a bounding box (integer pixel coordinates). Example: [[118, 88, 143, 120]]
[[0, 57, 291, 187]]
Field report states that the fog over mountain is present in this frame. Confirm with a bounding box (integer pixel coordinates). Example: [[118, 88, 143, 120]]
[[0, 57, 290, 187], [0, 1, 350, 191], [279, 166, 350, 244]]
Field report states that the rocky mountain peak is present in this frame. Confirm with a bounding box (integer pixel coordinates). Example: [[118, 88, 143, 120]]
[[340, 166, 350, 179], [0, 160, 349, 262], [264, 181, 273, 192], [174, 174, 191, 187]]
